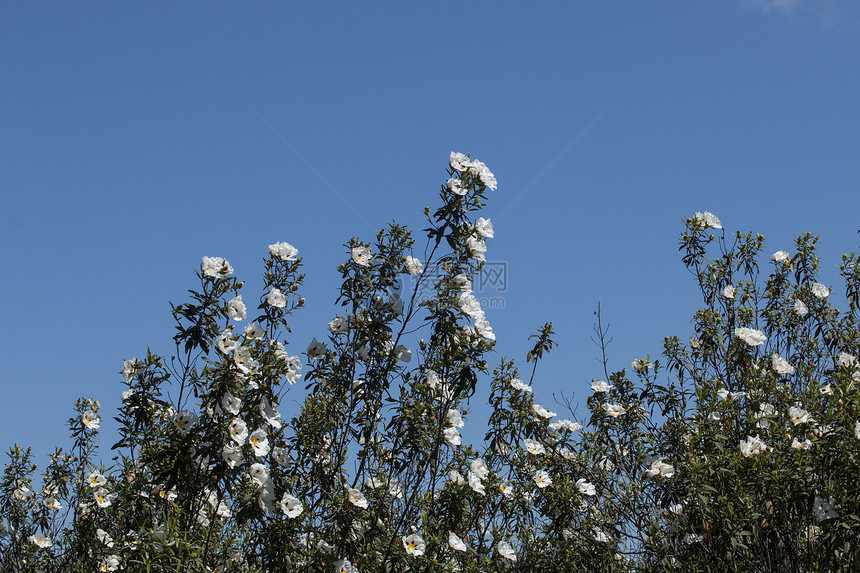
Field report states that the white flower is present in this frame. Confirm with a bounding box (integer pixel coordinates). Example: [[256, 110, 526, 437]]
[[174, 410, 198, 436], [794, 299, 809, 316], [443, 427, 462, 446], [259, 397, 282, 429], [43, 496, 62, 511], [772, 354, 795, 375], [280, 493, 303, 518], [249, 429, 270, 457], [266, 288, 287, 308], [249, 463, 270, 487], [604, 403, 627, 417], [550, 419, 582, 432], [524, 439, 546, 456], [594, 528, 610, 543], [449, 470, 465, 485], [222, 444, 243, 468], [307, 338, 327, 358], [351, 246, 372, 266], [499, 478, 514, 498], [734, 327, 766, 346], [96, 528, 114, 547], [448, 531, 467, 552], [789, 406, 813, 425], [393, 345, 412, 363], [722, 285, 735, 299], [475, 317, 496, 341], [468, 472, 486, 496], [591, 379, 612, 393], [28, 533, 52, 548], [269, 241, 298, 261], [282, 353, 302, 384], [98, 555, 121, 572], [458, 292, 483, 319], [497, 540, 517, 562], [94, 487, 114, 508], [755, 403, 776, 428], [476, 162, 497, 190], [533, 404, 557, 419], [469, 458, 490, 480], [227, 295, 247, 321], [772, 250, 790, 263], [82, 410, 100, 431], [244, 322, 264, 339], [404, 256, 423, 275], [475, 217, 494, 238], [228, 418, 249, 445], [814, 497, 838, 522], [216, 329, 238, 354], [447, 177, 467, 196], [631, 358, 654, 373], [449, 151, 470, 171], [220, 393, 241, 416], [643, 459, 675, 479], [811, 283, 830, 299], [855, 420, 860, 440], [791, 437, 813, 450], [402, 533, 426, 556], [447, 409, 465, 428], [576, 478, 596, 496], [740, 435, 768, 457], [334, 558, 358, 573], [692, 211, 722, 230], [328, 315, 348, 334], [86, 470, 107, 488], [272, 446, 289, 466], [201, 256, 233, 278], [121, 358, 142, 382], [465, 236, 486, 261], [347, 487, 369, 509], [510, 378, 532, 392], [534, 470, 552, 489]]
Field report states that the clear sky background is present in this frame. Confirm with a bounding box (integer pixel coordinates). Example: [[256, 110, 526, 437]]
[[2, 1, 859, 466]]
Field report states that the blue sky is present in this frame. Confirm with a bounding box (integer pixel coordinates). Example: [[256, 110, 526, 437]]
[[2, 1, 859, 464]]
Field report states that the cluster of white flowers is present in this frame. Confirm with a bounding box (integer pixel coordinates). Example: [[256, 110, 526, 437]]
[[443, 408, 464, 446], [449, 151, 497, 191], [467, 458, 490, 496], [740, 435, 769, 457], [268, 241, 298, 261], [403, 255, 423, 275], [692, 211, 722, 230], [455, 275, 495, 341], [201, 256, 234, 278]]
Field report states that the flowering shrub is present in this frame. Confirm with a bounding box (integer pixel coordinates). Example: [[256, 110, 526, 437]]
[[1, 154, 859, 572]]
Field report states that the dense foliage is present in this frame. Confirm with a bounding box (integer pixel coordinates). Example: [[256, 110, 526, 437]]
[[2, 153, 859, 572]]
